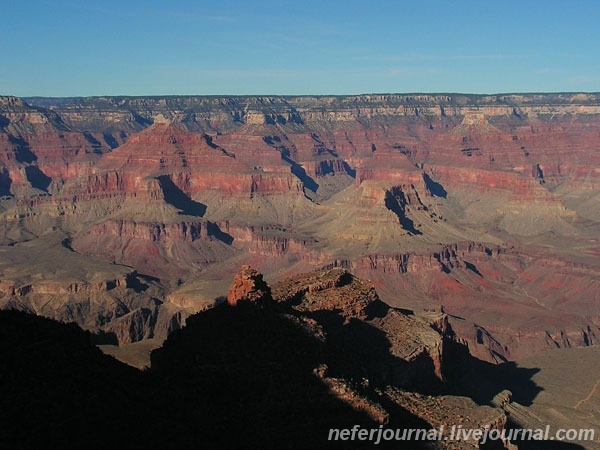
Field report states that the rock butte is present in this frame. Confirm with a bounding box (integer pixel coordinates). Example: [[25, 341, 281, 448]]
[[0, 93, 599, 363]]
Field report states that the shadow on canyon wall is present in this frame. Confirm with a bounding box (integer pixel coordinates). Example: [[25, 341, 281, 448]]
[[156, 174, 207, 217]]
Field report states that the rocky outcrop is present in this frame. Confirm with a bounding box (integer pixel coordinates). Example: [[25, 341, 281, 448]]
[[226, 265, 272, 306], [273, 268, 374, 317], [271, 268, 455, 389]]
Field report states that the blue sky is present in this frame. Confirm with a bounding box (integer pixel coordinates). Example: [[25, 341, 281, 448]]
[[2, 0, 599, 96]]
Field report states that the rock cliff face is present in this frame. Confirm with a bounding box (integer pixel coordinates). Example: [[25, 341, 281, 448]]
[[0, 258, 165, 345], [1, 93, 599, 362], [0, 232, 189, 345]]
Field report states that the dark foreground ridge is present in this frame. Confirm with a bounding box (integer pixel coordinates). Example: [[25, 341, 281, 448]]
[[0, 307, 416, 450], [0, 267, 567, 450]]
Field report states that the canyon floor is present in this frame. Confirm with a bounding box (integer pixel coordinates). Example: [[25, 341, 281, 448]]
[[505, 346, 600, 449]]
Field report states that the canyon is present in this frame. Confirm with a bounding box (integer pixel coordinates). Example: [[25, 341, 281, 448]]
[[0, 92, 599, 366]]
